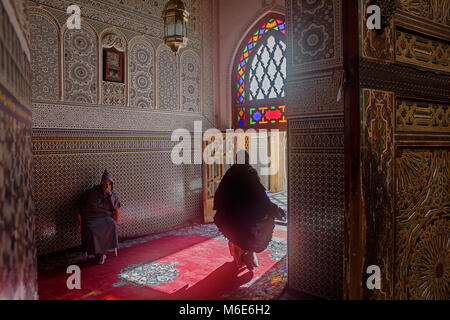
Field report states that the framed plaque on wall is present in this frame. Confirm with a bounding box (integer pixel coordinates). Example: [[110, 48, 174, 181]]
[[103, 48, 124, 82]]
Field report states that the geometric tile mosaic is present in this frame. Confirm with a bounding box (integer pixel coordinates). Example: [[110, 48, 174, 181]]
[[0, 0, 37, 299], [287, 116, 344, 300], [181, 51, 201, 113], [26, 0, 214, 258], [157, 45, 180, 111], [287, 0, 343, 73], [29, 11, 59, 101], [33, 130, 202, 255], [129, 39, 155, 109], [63, 25, 98, 104]]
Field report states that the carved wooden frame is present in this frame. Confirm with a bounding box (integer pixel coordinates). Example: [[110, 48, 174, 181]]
[[103, 47, 124, 83]]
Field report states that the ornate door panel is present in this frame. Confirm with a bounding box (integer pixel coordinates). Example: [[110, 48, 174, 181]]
[[268, 131, 287, 192], [394, 148, 449, 299], [202, 132, 227, 223]]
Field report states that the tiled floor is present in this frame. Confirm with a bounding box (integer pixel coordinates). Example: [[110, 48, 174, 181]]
[[272, 224, 287, 242], [268, 191, 287, 224]]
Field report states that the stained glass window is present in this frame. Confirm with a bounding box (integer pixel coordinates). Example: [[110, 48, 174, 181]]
[[234, 16, 287, 129]]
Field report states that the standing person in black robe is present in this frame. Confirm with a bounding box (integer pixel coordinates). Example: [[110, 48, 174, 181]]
[[213, 150, 285, 270], [79, 170, 120, 265]]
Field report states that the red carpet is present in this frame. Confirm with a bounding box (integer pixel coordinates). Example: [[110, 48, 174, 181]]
[[38, 225, 287, 300]]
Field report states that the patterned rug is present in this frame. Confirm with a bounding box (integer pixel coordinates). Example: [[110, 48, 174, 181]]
[[38, 223, 287, 300]]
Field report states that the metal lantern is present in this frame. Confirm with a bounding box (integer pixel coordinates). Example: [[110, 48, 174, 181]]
[[162, 0, 189, 54]]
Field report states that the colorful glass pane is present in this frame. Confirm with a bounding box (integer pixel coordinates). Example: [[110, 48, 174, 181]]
[[238, 105, 286, 127], [248, 35, 286, 101], [236, 18, 286, 104], [237, 107, 246, 127], [265, 107, 282, 121]]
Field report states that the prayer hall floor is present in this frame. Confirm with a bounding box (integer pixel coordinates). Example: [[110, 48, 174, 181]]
[[37, 223, 287, 300]]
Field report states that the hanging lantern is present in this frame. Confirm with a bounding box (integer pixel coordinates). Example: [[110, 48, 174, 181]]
[[162, 0, 189, 54]]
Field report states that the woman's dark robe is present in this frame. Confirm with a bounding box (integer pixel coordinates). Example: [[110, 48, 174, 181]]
[[79, 185, 120, 255], [213, 164, 283, 253]]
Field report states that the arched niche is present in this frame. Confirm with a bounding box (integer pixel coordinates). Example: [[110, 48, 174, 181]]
[[156, 44, 180, 111], [29, 9, 60, 101], [62, 22, 98, 104], [100, 29, 127, 106], [180, 50, 201, 112], [128, 37, 156, 109]]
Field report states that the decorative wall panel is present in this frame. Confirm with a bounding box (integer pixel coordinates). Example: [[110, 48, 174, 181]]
[[101, 31, 126, 106], [396, 99, 450, 133], [31, 0, 164, 38], [359, 0, 394, 62], [395, 30, 450, 73], [29, 11, 59, 101], [0, 86, 37, 299], [395, 148, 449, 299], [157, 45, 180, 111], [286, 0, 345, 300], [101, 0, 166, 19], [397, 0, 450, 26], [102, 32, 126, 52], [27, 0, 213, 258], [352, 0, 450, 300], [201, 0, 214, 126], [361, 89, 394, 172], [129, 39, 155, 109], [3, 0, 30, 50], [0, 1, 37, 300], [360, 88, 395, 299], [63, 25, 98, 104], [102, 81, 126, 106], [0, 1, 31, 107], [288, 115, 345, 300], [188, 0, 200, 35], [31, 102, 207, 131], [359, 58, 450, 103], [32, 129, 203, 255], [286, 70, 344, 116], [29, 0, 203, 47], [181, 51, 201, 112], [287, 0, 342, 73]]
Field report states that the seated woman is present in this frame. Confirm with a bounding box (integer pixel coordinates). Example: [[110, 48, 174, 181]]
[[79, 170, 120, 265], [213, 150, 285, 270]]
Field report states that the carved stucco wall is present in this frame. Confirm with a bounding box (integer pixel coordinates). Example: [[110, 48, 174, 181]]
[[0, 0, 38, 299], [28, 0, 215, 255], [63, 24, 98, 104], [101, 31, 127, 106], [157, 45, 180, 111], [129, 38, 155, 109], [29, 12, 59, 101], [285, 0, 344, 300], [181, 51, 201, 112]]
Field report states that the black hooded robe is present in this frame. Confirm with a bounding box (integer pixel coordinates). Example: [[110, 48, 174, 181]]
[[213, 164, 283, 253], [79, 171, 120, 255]]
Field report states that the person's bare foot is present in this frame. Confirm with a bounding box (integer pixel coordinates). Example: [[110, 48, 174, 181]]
[[251, 252, 258, 267], [242, 251, 258, 270], [97, 254, 106, 265]]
